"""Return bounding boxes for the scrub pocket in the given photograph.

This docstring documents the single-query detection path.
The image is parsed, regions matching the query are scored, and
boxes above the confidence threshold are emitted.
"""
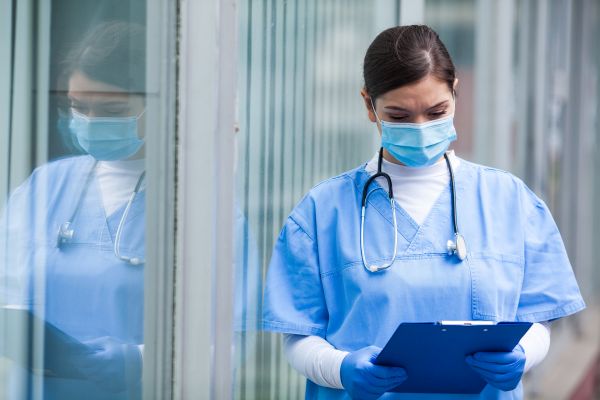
[468,253,524,321]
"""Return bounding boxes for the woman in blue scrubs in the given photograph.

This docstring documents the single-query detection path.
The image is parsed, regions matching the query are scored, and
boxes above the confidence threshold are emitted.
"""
[0,22,145,399]
[262,25,585,399]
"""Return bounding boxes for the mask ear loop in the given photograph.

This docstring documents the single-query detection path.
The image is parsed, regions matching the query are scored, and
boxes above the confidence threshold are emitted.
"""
[369,97,382,125]
[134,109,147,141]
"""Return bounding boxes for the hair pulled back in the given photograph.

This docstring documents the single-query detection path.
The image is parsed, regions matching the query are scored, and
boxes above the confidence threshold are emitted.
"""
[62,21,146,93]
[363,25,456,101]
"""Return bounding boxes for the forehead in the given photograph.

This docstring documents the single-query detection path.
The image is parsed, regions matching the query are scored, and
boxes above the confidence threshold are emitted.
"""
[67,70,132,102]
[378,75,452,109]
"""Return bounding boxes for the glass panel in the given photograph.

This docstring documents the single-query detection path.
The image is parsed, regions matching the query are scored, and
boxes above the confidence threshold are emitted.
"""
[233,1,395,398]
[425,0,476,160]
[424,0,600,397]
[591,0,600,305]
[0,1,174,399]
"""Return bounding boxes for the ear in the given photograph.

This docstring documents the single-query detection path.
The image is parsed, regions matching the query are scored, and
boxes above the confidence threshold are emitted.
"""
[452,78,459,97]
[360,88,378,123]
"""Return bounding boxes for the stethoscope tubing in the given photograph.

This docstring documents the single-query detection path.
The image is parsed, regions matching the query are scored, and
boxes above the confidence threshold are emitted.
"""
[113,171,146,265]
[56,161,146,265]
[360,148,466,273]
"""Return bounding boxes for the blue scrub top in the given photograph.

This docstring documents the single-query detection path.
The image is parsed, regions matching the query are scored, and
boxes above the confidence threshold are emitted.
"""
[0,156,144,400]
[262,158,585,400]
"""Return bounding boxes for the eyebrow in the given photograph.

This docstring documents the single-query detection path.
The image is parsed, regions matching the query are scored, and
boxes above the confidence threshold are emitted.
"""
[383,100,449,112]
[67,90,131,99]
[68,97,130,106]
[97,101,130,106]
[56,89,146,96]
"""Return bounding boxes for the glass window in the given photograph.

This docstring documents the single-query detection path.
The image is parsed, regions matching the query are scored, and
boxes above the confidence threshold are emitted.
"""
[0,1,175,399]
[232,1,398,398]
[425,0,476,159]
[424,1,600,397]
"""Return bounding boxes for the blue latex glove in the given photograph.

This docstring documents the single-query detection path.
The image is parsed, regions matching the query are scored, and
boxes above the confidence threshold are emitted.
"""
[341,345,407,399]
[465,344,526,391]
[76,336,142,393]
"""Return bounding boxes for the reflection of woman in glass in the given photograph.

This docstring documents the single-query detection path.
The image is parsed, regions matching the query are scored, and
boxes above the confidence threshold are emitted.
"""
[1,22,146,399]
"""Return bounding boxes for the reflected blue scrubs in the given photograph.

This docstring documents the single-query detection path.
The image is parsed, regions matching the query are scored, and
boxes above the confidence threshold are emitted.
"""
[0,156,144,400]
[262,159,585,400]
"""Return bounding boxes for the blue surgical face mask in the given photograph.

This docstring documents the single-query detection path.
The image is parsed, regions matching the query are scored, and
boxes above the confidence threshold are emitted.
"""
[371,100,457,167]
[69,110,145,161]
[57,110,85,153]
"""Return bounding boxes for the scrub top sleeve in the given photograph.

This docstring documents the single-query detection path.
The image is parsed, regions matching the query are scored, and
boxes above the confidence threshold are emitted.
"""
[262,216,328,338]
[516,185,586,322]
[0,179,35,307]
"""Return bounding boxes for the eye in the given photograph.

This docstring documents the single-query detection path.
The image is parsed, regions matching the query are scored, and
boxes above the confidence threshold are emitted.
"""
[105,109,129,116]
[429,110,447,118]
[388,114,409,121]
[101,105,131,116]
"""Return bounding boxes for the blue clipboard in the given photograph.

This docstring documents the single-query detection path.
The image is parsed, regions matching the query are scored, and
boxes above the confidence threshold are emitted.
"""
[0,307,92,379]
[375,321,532,394]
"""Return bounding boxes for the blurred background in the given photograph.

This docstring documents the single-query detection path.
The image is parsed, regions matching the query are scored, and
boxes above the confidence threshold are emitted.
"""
[0,0,598,399]
[233,1,600,399]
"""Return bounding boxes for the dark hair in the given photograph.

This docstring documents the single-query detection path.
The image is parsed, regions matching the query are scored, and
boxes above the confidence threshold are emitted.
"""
[62,21,146,93]
[363,25,456,101]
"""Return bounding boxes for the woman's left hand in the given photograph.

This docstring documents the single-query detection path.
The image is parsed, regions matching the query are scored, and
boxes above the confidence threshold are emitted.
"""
[77,336,143,393]
[465,345,526,391]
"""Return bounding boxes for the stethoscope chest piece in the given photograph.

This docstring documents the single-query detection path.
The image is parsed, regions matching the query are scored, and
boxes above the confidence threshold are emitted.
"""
[56,221,74,247]
[447,233,467,261]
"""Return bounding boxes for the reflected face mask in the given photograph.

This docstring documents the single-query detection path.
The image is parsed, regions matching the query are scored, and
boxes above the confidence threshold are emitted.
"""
[57,110,84,153]
[69,110,145,161]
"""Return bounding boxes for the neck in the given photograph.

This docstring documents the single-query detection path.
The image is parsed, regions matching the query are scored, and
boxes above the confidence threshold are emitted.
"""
[381,148,447,166]
[382,148,401,165]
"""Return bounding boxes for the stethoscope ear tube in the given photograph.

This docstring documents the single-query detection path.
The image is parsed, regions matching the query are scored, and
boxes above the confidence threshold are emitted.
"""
[443,153,459,238]
[443,152,467,261]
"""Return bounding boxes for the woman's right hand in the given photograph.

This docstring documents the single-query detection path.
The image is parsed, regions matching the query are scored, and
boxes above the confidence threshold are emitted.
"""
[340,345,407,399]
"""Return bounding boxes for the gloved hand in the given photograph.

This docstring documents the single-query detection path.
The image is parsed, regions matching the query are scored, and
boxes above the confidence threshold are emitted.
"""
[341,345,407,400]
[465,344,526,391]
[76,336,142,393]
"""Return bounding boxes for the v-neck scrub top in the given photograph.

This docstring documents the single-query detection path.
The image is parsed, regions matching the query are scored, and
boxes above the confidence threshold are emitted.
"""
[0,155,144,400]
[262,157,585,400]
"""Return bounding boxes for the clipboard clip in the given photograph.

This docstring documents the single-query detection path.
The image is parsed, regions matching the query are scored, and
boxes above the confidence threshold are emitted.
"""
[438,320,496,326]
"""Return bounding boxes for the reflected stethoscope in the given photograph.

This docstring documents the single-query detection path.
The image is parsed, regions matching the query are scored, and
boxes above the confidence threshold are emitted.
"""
[360,148,467,273]
[56,162,146,265]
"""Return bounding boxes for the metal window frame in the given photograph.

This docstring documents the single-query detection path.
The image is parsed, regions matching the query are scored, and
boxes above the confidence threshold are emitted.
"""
[142,0,178,398]
[0,0,14,202]
[473,0,515,171]
[172,0,237,398]
[0,0,51,199]
[8,0,37,186]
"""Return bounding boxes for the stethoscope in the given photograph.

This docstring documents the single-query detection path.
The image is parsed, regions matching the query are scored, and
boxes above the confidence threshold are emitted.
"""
[56,161,146,265]
[360,148,467,273]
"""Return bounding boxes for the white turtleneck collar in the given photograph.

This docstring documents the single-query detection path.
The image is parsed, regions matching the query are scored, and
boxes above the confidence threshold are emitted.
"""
[95,158,145,217]
[364,150,461,226]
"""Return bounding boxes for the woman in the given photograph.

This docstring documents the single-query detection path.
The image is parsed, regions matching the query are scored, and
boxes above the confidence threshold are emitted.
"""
[1,22,146,399]
[262,25,585,399]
